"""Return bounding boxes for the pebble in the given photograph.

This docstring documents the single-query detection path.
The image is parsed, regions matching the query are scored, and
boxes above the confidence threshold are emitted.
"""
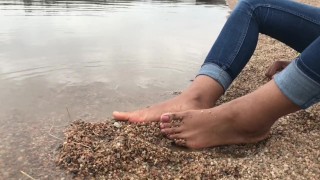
[55,17,320,177]
[113,122,122,128]
[56,116,320,179]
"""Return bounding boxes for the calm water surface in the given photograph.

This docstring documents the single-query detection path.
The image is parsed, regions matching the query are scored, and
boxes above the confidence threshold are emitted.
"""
[0,0,228,178]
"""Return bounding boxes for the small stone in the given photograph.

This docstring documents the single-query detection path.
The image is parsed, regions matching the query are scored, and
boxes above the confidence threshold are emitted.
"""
[55,144,63,151]
[66,157,71,163]
[116,142,121,148]
[17,156,23,161]
[172,91,182,95]
[113,122,122,128]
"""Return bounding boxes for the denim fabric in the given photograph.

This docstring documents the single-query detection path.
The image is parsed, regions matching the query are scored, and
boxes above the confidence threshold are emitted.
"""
[198,0,320,108]
[297,36,320,85]
[275,59,320,109]
[198,63,232,90]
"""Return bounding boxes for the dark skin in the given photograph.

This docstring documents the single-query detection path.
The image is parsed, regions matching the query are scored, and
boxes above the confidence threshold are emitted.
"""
[158,60,299,148]
[113,60,299,149]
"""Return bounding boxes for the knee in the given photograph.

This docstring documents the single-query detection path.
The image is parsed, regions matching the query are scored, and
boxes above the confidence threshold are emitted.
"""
[234,0,268,14]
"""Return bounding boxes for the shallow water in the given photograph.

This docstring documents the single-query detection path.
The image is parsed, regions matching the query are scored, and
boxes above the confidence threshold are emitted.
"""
[0,0,228,178]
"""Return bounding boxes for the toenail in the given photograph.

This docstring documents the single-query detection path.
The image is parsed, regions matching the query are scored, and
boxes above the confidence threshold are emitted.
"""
[161,114,170,122]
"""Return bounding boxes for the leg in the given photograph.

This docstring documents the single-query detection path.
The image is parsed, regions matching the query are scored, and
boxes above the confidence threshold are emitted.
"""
[160,80,300,149]
[161,37,320,148]
[200,0,320,90]
[275,36,320,108]
[160,1,320,148]
[113,76,224,122]
[113,0,320,122]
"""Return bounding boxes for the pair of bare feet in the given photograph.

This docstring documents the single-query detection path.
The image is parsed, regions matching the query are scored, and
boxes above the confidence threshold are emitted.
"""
[113,65,299,149]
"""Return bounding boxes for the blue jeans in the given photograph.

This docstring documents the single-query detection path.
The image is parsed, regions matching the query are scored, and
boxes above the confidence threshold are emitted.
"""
[198,0,320,109]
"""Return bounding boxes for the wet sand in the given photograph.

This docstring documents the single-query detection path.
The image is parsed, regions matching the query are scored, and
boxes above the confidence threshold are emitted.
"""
[55,0,320,179]
[0,1,229,179]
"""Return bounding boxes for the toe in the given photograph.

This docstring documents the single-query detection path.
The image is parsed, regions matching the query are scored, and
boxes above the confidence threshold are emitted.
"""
[169,133,185,139]
[159,122,171,129]
[160,112,184,123]
[161,127,183,135]
[112,111,129,121]
[160,114,171,122]
[113,111,147,122]
[173,138,187,147]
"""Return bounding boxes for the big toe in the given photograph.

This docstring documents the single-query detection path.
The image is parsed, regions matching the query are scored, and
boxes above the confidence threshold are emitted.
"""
[160,114,171,122]
[113,111,147,122]
[160,112,184,122]
[112,111,130,121]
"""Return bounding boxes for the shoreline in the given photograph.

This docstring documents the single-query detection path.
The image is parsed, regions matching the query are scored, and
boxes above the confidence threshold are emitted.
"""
[55,0,320,179]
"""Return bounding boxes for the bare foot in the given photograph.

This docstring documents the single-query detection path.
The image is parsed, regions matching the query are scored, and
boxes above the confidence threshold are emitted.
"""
[160,80,300,149]
[113,75,224,122]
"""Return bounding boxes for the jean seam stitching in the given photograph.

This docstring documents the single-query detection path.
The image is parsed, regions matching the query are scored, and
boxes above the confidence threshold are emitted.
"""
[204,62,233,82]
[225,9,253,68]
[298,57,320,80]
[294,59,320,87]
[292,60,320,107]
[224,1,320,69]
[302,94,320,108]
[252,4,320,25]
[199,63,232,88]
[276,64,319,108]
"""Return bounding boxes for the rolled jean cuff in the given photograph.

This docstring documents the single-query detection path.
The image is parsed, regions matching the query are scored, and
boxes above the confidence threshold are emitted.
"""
[197,63,232,91]
[275,59,320,109]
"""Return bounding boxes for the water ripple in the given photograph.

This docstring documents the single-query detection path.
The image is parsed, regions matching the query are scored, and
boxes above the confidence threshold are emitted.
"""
[0,0,226,16]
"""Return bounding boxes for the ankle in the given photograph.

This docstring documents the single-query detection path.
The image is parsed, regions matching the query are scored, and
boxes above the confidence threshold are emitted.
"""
[224,100,271,137]
[181,90,216,108]
[184,75,224,106]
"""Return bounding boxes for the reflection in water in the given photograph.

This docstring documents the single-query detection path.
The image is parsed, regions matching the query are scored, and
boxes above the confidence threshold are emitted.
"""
[20,0,226,5]
[3,0,228,15]
[22,0,32,6]
[196,0,226,4]
[0,0,228,178]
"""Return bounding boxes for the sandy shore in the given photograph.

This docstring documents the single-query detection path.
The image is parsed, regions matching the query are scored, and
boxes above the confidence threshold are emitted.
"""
[56,0,320,179]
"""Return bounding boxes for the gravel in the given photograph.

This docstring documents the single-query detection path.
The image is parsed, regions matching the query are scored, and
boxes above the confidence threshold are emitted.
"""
[56,0,320,179]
